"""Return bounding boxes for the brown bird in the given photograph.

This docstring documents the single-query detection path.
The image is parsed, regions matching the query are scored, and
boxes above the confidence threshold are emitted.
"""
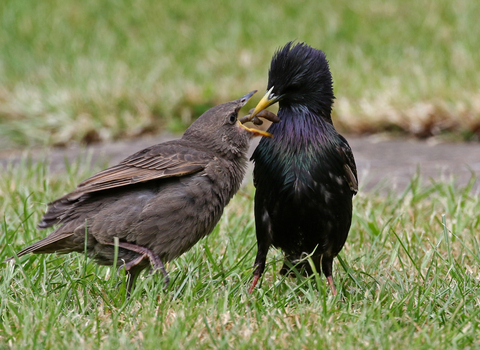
[6,91,272,294]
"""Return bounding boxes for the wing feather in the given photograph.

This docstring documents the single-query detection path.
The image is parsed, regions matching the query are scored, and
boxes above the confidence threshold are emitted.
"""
[337,135,358,194]
[39,140,211,228]
[71,141,210,196]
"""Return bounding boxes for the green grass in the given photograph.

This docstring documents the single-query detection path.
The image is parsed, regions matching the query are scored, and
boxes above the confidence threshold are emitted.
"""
[1,0,480,147]
[1,158,479,349]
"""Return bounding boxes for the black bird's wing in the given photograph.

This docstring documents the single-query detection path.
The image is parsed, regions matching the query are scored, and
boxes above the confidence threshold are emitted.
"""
[337,134,358,195]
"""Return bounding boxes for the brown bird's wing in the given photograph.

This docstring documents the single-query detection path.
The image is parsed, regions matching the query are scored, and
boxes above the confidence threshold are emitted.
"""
[64,141,211,200]
[40,141,212,228]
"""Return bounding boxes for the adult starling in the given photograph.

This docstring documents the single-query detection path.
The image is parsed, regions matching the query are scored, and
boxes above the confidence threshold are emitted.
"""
[6,91,272,294]
[245,42,358,295]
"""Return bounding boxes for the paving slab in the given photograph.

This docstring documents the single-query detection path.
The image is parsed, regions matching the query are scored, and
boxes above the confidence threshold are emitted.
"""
[1,134,479,193]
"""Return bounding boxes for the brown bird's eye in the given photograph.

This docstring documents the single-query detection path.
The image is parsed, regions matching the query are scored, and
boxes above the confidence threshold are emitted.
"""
[228,113,237,124]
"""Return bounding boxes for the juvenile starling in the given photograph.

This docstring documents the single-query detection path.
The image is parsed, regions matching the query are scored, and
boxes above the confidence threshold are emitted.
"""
[245,42,358,295]
[6,91,272,294]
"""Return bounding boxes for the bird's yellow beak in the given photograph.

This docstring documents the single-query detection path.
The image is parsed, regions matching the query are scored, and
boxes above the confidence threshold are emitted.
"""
[248,86,278,120]
[237,121,272,138]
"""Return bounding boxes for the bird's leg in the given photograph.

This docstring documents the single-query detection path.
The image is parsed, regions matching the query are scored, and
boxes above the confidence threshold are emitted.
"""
[249,243,269,294]
[249,268,263,294]
[117,253,145,273]
[105,241,170,288]
[125,265,144,297]
[326,276,337,296]
[322,258,337,296]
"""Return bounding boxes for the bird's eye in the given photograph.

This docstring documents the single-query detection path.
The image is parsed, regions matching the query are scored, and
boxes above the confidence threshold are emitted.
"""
[228,113,237,124]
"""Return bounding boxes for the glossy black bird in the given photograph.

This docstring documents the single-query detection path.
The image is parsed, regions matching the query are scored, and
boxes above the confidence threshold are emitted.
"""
[6,91,272,295]
[246,42,358,295]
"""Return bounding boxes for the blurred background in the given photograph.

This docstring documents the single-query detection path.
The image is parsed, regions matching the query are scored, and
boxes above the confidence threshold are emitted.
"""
[0,0,479,148]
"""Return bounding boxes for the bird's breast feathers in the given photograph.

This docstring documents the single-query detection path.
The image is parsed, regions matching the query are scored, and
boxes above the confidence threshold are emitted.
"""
[254,140,353,200]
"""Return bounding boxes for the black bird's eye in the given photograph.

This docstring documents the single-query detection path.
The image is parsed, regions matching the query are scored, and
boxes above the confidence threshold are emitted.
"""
[228,113,237,124]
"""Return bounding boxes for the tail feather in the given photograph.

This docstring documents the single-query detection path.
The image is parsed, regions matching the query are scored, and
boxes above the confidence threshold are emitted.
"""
[4,227,76,263]
[4,190,92,263]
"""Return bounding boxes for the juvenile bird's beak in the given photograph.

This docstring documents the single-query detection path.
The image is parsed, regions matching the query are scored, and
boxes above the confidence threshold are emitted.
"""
[239,90,258,106]
[237,121,272,138]
[248,86,280,120]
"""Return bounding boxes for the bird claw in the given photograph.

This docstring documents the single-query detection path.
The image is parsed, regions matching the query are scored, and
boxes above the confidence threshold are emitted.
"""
[148,266,170,289]
[163,274,170,289]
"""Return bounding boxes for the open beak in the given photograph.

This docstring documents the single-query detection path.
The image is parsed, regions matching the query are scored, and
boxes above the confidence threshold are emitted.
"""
[248,86,280,120]
[237,120,272,138]
[239,90,258,106]
[237,90,272,137]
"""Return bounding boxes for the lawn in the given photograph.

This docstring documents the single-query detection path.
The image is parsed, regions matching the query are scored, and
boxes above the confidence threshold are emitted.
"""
[1,0,480,147]
[1,157,479,349]
[1,0,480,348]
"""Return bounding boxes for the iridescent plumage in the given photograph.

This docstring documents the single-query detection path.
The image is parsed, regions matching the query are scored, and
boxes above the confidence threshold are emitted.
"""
[249,42,358,294]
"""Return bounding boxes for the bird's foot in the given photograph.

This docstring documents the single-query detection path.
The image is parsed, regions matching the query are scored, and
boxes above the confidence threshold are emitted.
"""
[107,241,170,288]
[248,275,260,294]
[117,255,143,276]
[326,275,337,296]
[149,267,170,289]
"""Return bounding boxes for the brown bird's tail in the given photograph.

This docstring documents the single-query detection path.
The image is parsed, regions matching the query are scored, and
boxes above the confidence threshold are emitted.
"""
[4,226,76,263]
[4,194,84,263]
